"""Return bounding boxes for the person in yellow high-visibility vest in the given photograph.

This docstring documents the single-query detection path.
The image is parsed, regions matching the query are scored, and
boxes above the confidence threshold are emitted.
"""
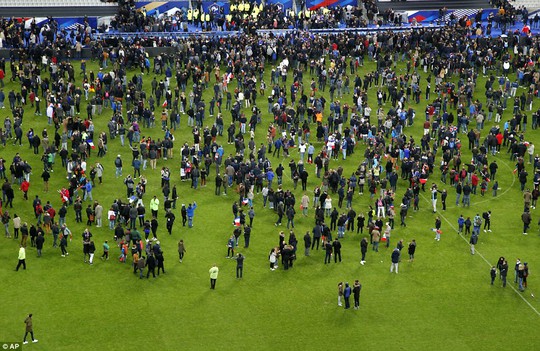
[187,9,193,24]
[238,2,244,12]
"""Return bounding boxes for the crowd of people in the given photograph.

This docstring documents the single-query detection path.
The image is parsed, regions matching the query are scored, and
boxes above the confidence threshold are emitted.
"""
[0,0,537,296]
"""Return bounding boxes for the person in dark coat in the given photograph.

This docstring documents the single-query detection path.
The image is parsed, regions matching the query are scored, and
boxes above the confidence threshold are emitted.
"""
[156,252,165,275]
[146,253,156,278]
[303,231,311,256]
[332,238,342,263]
[234,253,244,278]
[360,237,368,265]
[353,280,362,309]
[324,240,333,264]
[390,248,400,274]
[35,233,45,257]
[408,239,416,262]
[165,209,175,235]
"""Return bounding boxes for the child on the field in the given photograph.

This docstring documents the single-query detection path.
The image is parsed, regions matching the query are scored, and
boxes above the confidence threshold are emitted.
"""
[480,180,488,196]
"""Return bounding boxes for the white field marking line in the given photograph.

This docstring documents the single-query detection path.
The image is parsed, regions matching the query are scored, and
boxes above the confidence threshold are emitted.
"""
[419,159,540,317]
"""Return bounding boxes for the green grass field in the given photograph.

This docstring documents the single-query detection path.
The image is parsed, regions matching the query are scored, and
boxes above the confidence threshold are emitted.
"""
[1,51,539,351]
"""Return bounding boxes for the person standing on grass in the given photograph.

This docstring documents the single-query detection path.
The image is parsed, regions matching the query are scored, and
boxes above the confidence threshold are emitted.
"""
[360,237,368,265]
[500,260,508,287]
[187,202,197,228]
[101,240,109,260]
[243,225,251,248]
[82,228,92,263]
[209,264,219,289]
[353,280,362,310]
[521,208,531,235]
[372,226,380,252]
[514,258,522,284]
[156,251,165,275]
[303,231,311,256]
[15,245,26,271]
[23,314,37,344]
[333,238,342,263]
[234,253,244,278]
[390,247,400,274]
[36,233,44,257]
[136,255,146,279]
[146,253,157,278]
[324,240,333,264]
[60,232,69,257]
[470,233,478,255]
[343,283,352,310]
[227,235,235,258]
[490,266,497,285]
[20,179,29,200]
[178,239,186,262]
[88,240,96,265]
[457,215,465,234]
[337,282,344,306]
[408,240,416,262]
[165,209,176,235]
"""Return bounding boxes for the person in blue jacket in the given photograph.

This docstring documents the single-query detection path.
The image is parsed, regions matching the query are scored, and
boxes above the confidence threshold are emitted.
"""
[343,282,352,309]
[186,202,197,228]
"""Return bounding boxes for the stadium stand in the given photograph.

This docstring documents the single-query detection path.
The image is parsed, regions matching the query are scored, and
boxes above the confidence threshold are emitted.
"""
[0,0,116,6]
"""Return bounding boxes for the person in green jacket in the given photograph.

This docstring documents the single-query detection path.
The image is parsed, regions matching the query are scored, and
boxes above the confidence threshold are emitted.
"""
[101,240,110,260]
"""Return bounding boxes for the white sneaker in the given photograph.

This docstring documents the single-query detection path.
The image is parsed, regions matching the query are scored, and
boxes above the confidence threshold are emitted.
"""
[484,230,487,233]
[360,261,365,265]
[23,341,28,345]
[33,340,38,343]
[61,254,65,257]
[488,230,492,232]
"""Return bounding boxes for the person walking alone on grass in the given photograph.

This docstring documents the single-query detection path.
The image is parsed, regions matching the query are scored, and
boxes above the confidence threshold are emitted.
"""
[353,280,362,309]
[23,314,38,344]
[470,233,478,255]
[521,208,531,235]
[408,239,416,262]
[178,239,186,262]
[360,237,368,265]
[15,245,26,271]
[390,247,400,274]
[101,240,109,260]
[209,264,219,289]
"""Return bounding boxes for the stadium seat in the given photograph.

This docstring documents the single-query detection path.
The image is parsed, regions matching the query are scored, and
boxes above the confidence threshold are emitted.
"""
[511,0,540,11]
